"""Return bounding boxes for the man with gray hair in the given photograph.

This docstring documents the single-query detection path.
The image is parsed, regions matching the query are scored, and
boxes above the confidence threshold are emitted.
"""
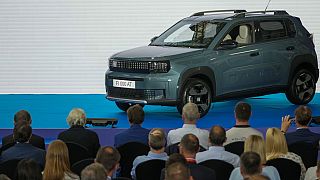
[58,108,100,157]
[167,103,209,149]
[81,163,107,180]
[131,128,168,179]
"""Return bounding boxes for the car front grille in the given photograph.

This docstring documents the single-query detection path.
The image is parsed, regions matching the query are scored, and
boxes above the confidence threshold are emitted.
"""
[107,87,165,100]
[109,59,170,73]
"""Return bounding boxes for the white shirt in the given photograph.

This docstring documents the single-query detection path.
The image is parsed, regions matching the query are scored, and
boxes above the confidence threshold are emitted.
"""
[167,124,209,149]
[304,166,317,180]
[225,125,263,145]
[196,146,240,167]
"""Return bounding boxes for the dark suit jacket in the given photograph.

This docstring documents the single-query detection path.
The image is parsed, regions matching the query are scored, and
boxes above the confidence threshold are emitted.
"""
[0,143,46,168]
[2,133,45,150]
[58,125,100,157]
[285,128,320,146]
[114,124,150,147]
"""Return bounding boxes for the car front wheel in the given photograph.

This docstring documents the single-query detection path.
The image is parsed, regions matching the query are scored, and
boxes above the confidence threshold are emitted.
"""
[177,78,212,118]
[285,69,316,105]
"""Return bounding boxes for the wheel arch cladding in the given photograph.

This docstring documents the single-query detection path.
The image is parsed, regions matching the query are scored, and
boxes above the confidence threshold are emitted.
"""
[177,66,216,100]
[288,54,319,85]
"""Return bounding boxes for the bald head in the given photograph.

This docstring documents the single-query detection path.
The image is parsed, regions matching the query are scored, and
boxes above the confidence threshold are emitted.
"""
[209,125,226,146]
[180,133,200,154]
[95,146,120,173]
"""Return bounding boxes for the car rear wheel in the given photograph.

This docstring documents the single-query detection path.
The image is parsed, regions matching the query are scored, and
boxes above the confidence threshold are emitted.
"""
[115,102,145,112]
[285,69,316,105]
[177,78,212,118]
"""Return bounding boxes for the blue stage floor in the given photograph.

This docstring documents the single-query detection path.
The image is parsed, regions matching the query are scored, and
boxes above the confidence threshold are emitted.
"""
[1,93,320,129]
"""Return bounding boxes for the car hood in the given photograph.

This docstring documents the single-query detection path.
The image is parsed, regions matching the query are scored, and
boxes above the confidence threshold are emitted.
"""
[111,45,203,60]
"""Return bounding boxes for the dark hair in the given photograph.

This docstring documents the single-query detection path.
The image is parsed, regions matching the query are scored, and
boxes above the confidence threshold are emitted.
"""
[294,105,312,126]
[165,153,187,168]
[96,146,121,173]
[13,121,32,143]
[16,159,42,180]
[165,162,190,180]
[209,125,226,146]
[235,102,251,121]
[127,105,144,124]
[14,110,31,124]
[180,134,200,154]
[240,151,261,176]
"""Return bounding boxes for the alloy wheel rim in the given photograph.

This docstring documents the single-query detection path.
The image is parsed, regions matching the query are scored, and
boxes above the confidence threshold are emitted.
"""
[294,72,315,102]
[186,83,210,114]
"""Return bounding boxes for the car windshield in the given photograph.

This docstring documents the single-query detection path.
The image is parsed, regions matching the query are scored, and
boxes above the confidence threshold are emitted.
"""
[150,20,226,48]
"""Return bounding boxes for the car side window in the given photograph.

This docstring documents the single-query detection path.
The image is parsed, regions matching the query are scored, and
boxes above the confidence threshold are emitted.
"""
[222,24,253,46]
[255,20,287,42]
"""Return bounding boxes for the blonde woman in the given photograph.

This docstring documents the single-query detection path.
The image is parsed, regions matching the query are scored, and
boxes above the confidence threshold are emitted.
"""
[266,128,306,180]
[43,140,79,180]
[229,135,280,180]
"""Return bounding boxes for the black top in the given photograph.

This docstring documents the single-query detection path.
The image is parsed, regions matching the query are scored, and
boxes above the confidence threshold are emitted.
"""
[2,133,45,150]
[58,126,100,157]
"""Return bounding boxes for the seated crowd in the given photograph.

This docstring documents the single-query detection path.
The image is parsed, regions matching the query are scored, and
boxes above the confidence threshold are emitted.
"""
[0,102,319,180]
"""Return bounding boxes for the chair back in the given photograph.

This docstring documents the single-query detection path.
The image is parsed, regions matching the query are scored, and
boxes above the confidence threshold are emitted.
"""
[71,158,94,176]
[198,159,234,180]
[0,159,22,179]
[165,142,206,155]
[65,142,91,166]
[117,142,149,178]
[288,141,318,169]
[224,141,244,156]
[266,158,301,180]
[135,159,166,180]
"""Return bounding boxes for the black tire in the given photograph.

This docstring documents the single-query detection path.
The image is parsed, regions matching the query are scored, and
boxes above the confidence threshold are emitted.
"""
[115,102,145,112]
[177,78,212,118]
[285,69,316,105]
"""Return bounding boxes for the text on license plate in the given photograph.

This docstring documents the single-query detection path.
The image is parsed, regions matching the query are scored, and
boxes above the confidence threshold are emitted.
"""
[113,79,135,89]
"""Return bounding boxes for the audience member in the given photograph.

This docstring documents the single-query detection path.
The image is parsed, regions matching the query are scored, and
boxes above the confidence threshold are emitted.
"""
[240,152,263,179]
[167,103,209,149]
[58,108,100,157]
[280,105,320,146]
[179,134,216,180]
[43,140,79,180]
[304,160,320,180]
[114,104,150,147]
[95,146,121,179]
[160,153,188,180]
[229,135,280,180]
[165,162,192,180]
[0,121,45,167]
[81,163,107,180]
[266,127,306,179]
[131,128,168,179]
[0,174,10,180]
[2,110,45,150]
[225,102,263,145]
[244,174,270,180]
[196,125,240,167]
[16,159,42,180]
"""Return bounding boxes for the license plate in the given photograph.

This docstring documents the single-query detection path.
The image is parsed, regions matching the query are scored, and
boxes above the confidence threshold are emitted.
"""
[113,79,135,89]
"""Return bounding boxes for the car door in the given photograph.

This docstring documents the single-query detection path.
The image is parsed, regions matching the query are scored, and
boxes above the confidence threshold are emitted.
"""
[252,18,297,87]
[212,22,266,95]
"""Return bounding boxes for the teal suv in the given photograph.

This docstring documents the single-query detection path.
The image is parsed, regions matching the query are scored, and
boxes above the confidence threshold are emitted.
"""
[105,10,319,117]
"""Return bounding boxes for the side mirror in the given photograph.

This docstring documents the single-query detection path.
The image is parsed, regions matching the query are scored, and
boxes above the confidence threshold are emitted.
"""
[150,36,158,43]
[219,40,238,49]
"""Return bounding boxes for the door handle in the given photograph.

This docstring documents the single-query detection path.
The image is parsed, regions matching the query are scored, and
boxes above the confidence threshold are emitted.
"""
[286,46,295,51]
[250,52,260,57]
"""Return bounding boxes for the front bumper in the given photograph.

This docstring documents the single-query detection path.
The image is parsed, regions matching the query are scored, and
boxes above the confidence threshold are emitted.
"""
[105,70,179,106]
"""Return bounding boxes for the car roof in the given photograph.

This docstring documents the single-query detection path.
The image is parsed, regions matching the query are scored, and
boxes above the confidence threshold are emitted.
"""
[184,10,291,22]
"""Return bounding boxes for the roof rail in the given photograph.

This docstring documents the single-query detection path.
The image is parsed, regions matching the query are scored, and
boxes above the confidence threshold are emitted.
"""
[233,10,289,18]
[191,10,246,17]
